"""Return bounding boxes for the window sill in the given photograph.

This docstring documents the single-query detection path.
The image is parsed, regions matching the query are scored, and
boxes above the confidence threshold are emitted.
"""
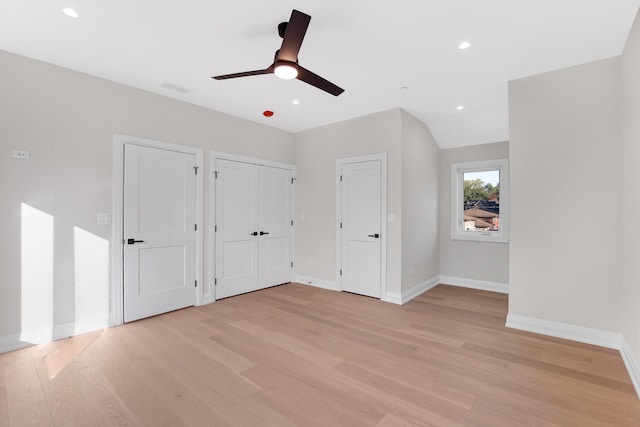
[451,232,509,243]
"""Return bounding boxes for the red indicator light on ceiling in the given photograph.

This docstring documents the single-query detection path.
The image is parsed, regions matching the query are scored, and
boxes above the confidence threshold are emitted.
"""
[263,110,274,117]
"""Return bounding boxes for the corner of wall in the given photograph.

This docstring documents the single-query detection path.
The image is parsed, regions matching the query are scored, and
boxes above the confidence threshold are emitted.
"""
[620,335,640,399]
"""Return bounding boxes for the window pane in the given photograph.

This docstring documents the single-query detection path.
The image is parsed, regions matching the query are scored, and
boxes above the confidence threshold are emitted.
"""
[463,170,500,232]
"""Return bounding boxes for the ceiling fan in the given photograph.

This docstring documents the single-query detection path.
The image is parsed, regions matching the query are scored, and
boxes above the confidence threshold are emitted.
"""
[212,9,344,96]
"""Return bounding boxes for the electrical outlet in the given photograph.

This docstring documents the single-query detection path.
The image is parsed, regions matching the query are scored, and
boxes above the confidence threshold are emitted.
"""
[12,150,30,160]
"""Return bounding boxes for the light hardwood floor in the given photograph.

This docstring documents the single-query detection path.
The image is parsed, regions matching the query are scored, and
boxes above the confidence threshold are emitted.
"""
[1,284,639,426]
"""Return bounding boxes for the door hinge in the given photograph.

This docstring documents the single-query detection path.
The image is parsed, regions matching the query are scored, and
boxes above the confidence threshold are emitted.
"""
[340,222,342,229]
[291,220,294,226]
[193,166,198,175]
[214,224,217,232]
[291,177,294,184]
[195,280,198,288]
[214,278,217,285]
[340,269,343,276]
[195,224,197,231]
[291,261,293,268]
[214,170,219,179]
[340,175,342,182]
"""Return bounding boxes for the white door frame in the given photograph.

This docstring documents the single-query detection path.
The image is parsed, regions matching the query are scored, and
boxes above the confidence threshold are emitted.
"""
[336,153,387,298]
[209,152,296,303]
[112,134,204,326]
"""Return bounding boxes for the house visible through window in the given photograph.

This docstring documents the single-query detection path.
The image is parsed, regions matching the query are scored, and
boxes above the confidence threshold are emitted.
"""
[463,170,500,232]
[451,159,509,243]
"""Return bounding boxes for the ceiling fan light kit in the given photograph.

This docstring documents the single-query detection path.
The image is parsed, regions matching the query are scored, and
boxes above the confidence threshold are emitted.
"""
[213,9,344,96]
[274,61,298,80]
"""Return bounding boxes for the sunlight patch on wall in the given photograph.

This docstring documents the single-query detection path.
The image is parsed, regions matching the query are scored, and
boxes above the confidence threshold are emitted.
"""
[20,203,54,344]
[73,227,109,335]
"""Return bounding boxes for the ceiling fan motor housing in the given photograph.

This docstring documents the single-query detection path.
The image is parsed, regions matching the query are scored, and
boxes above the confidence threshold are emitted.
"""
[278,22,288,38]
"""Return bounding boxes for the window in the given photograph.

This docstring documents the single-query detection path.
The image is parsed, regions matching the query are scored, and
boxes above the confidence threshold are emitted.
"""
[451,158,509,243]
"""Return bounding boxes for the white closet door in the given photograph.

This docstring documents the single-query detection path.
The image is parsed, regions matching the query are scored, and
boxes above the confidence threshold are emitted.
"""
[214,159,259,299]
[258,166,293,289]
[340,160,382,298]
[123,144,196,322]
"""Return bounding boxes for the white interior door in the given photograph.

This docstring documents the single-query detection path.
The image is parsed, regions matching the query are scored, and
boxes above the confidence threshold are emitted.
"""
[340,160,382,298]
[258,166,293,289]
[123,144,197,322]
[215,159,260,299]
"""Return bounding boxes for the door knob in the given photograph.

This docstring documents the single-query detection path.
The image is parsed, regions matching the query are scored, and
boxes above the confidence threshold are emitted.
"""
[250,232,258,236]
[127,238,145,244]
[367,233,380,239]
[259,231,270,236]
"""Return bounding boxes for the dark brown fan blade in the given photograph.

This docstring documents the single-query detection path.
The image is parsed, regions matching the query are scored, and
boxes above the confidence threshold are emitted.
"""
[277,10,311,62]
[213,66,274,80]
[297,66,344,96]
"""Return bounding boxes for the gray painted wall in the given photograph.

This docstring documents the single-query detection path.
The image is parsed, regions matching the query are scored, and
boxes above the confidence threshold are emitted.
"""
[294,108,442,297]
[508,56,623,332]
[294,109,403,293]
[0,50,295,340]
[438,142,510,284]
[620,10,640,377]
[400,111,440,290]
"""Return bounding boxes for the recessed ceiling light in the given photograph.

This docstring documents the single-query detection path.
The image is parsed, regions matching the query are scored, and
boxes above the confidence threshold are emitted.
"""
[457,105,465,110]
[292,99,300,105]
[400,86,409,91]
[62,8,79,18]
[458,41,471,50]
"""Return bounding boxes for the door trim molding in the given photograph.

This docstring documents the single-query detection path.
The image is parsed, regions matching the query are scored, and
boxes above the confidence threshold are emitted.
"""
[335,152,388,298]
[112,134,204,326]
[209,151,296,303]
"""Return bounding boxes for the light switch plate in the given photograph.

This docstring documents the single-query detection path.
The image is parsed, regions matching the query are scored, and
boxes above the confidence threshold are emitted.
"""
[12,150,30,160]
[98,213,112,225]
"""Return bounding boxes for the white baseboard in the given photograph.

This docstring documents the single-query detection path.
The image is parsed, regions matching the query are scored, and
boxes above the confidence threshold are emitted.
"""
[294,275,339,292]
[0,333,32,354]
[381,291,402,305]
[53,322,75,340]
[506,314,640,399]
[0,322,105,354]
[198,294,214,305]
[506,314,622,349]
[439,275,508,294]
[383,275,440,305]
[620,337,640,399]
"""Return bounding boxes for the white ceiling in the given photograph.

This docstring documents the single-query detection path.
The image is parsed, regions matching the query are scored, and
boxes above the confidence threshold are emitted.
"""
[1,1,638,148]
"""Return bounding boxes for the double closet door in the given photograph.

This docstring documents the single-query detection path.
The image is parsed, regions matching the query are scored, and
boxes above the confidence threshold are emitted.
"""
[214,159,293,299]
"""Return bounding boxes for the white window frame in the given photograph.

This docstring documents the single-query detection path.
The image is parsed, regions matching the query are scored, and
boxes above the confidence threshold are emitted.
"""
[451,158,509,243]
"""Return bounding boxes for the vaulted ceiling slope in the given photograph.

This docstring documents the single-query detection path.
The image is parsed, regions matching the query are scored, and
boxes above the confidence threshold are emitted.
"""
[1,1,638,148]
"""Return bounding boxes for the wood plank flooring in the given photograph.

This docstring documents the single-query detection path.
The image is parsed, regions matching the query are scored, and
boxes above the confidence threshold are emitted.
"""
[1,284,639,426]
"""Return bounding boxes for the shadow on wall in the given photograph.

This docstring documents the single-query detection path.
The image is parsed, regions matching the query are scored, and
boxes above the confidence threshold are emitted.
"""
[19,203,109,347]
